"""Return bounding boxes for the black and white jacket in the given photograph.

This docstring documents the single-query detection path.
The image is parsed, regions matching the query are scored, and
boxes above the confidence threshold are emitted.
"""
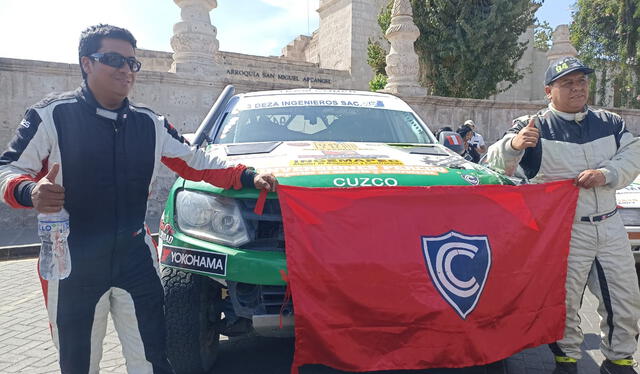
[0,83,255,240]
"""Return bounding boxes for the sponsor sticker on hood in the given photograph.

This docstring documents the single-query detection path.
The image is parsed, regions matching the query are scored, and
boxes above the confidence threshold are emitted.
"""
[462,174,480,185]
[215,142,453,177]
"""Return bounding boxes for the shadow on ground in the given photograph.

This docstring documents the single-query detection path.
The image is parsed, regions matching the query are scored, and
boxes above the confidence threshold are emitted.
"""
[213,335,507,374]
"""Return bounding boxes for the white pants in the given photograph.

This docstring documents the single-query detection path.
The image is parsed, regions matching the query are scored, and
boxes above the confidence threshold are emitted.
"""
[554,214,640,360]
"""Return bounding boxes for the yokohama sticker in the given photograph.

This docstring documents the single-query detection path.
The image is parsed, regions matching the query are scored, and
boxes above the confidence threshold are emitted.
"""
[160,245,227,276]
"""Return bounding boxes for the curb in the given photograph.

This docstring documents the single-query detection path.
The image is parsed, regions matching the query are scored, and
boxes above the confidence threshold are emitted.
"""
[0,233,159,262]
[0,243,40,261]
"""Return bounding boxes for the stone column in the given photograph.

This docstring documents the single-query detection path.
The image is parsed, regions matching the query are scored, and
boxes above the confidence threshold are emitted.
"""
[381,0,425,96]
[170,0,221,76]
[546,25,578,63]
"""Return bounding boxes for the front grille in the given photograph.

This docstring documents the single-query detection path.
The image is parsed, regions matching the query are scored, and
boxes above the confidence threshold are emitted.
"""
[236,198,285,251]
[261,285,293,315]
[229,282,293,318]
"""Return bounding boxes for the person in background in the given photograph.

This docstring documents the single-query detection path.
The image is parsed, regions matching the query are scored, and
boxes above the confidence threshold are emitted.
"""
[0,24,277,373]
[457,124,481,163]
[485,56,640,374]
[464,119,487,154]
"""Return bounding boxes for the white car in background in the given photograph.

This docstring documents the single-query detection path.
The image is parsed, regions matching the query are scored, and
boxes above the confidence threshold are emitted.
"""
[615,175,640,284]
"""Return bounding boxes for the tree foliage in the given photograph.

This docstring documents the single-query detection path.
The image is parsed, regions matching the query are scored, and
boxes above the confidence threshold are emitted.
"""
[367,39,387,76]
[534,21,553,51]
[369,73,388,91]
[571,0,640,108]
[367,0,542,98]
[366,1,393,91]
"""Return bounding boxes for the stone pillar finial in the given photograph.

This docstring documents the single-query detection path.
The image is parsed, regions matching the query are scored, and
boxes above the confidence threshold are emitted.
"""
[546,25,578,63]
[170,0,221,76]
[380,0,426,96]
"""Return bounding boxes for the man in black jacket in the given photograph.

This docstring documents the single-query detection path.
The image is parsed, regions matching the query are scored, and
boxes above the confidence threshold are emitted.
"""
[0,24,277,374]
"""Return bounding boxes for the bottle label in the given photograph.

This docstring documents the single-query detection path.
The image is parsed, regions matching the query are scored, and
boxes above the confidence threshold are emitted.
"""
[39,220,70,232]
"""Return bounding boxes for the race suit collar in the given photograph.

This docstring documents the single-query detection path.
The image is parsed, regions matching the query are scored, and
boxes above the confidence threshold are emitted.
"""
[78,82,130,120]
[548,103,589,123]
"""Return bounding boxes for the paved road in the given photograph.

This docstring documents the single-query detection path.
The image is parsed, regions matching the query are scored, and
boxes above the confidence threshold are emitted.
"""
[0,258,637,374]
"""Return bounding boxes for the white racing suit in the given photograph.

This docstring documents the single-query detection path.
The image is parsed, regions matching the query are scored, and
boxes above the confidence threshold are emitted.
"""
[486,104,640,360]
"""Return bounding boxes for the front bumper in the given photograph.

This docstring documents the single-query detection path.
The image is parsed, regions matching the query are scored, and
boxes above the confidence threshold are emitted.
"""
[160,234,287,286]
[252,314,294,337]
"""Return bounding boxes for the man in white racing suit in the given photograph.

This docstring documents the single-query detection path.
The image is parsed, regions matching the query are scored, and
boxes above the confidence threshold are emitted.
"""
[486,57,640,374]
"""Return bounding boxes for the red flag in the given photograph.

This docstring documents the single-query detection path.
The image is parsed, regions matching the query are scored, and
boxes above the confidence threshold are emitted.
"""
[278,180,579,374]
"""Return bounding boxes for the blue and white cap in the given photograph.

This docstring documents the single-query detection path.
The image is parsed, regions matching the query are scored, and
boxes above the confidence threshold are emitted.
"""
[545,57,594,85]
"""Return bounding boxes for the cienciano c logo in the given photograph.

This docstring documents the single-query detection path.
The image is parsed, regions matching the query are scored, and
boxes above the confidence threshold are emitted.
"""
[422,231,492,319]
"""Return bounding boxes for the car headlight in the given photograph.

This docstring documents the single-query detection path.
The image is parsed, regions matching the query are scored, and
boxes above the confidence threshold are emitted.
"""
[175,190,250,247]
[619,207,640,226]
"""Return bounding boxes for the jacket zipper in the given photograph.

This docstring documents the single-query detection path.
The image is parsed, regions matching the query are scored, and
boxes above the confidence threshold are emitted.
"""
[112,119,119,245]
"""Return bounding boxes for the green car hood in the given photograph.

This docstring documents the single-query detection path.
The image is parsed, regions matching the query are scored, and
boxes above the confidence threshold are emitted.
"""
[163,141,510,285]
[181,141,509,195]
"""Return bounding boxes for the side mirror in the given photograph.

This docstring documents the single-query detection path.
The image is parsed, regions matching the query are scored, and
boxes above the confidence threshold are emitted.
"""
[438,131,464,155]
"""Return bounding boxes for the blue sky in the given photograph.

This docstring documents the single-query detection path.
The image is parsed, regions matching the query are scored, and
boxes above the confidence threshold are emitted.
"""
[0,0,574,64]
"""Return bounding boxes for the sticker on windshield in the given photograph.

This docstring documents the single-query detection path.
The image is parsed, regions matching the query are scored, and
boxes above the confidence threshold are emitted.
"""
[244,99,387,110]
[322,150,359,156]
[290,159,404,166]
[313,142,359,151]
[297,154,389,160]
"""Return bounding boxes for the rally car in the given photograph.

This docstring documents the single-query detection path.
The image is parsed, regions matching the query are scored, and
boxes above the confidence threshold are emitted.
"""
[158,86,513,374]
[615,175,640,286]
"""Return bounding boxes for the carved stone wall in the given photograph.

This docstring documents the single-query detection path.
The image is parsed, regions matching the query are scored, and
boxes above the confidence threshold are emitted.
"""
[546,25,578,63]
[380,0,425,96]
[316,0,352,72]
[170,0,220,76]
[314,0,387,90]
[281,35,312,62]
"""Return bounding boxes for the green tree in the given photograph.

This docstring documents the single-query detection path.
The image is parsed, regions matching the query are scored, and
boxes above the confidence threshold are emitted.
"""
[366,1,394,91]
[367,0,543,98]
[534,21,553,51]
[367,39,387,76]
[369,73,388,91]
[571,0,640,108]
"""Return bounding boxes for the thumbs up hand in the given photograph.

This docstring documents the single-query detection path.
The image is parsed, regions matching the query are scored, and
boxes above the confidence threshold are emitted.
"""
[510,117,540,151]
[31,163,65,213]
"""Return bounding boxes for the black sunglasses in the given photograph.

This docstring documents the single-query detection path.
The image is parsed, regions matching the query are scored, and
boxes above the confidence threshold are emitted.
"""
[89,52,142,72]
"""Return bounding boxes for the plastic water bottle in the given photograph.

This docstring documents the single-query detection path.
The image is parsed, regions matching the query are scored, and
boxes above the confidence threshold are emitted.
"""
[37,209,71,280]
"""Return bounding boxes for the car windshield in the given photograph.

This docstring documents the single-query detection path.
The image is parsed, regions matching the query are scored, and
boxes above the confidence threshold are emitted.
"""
[214,104,433,144]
